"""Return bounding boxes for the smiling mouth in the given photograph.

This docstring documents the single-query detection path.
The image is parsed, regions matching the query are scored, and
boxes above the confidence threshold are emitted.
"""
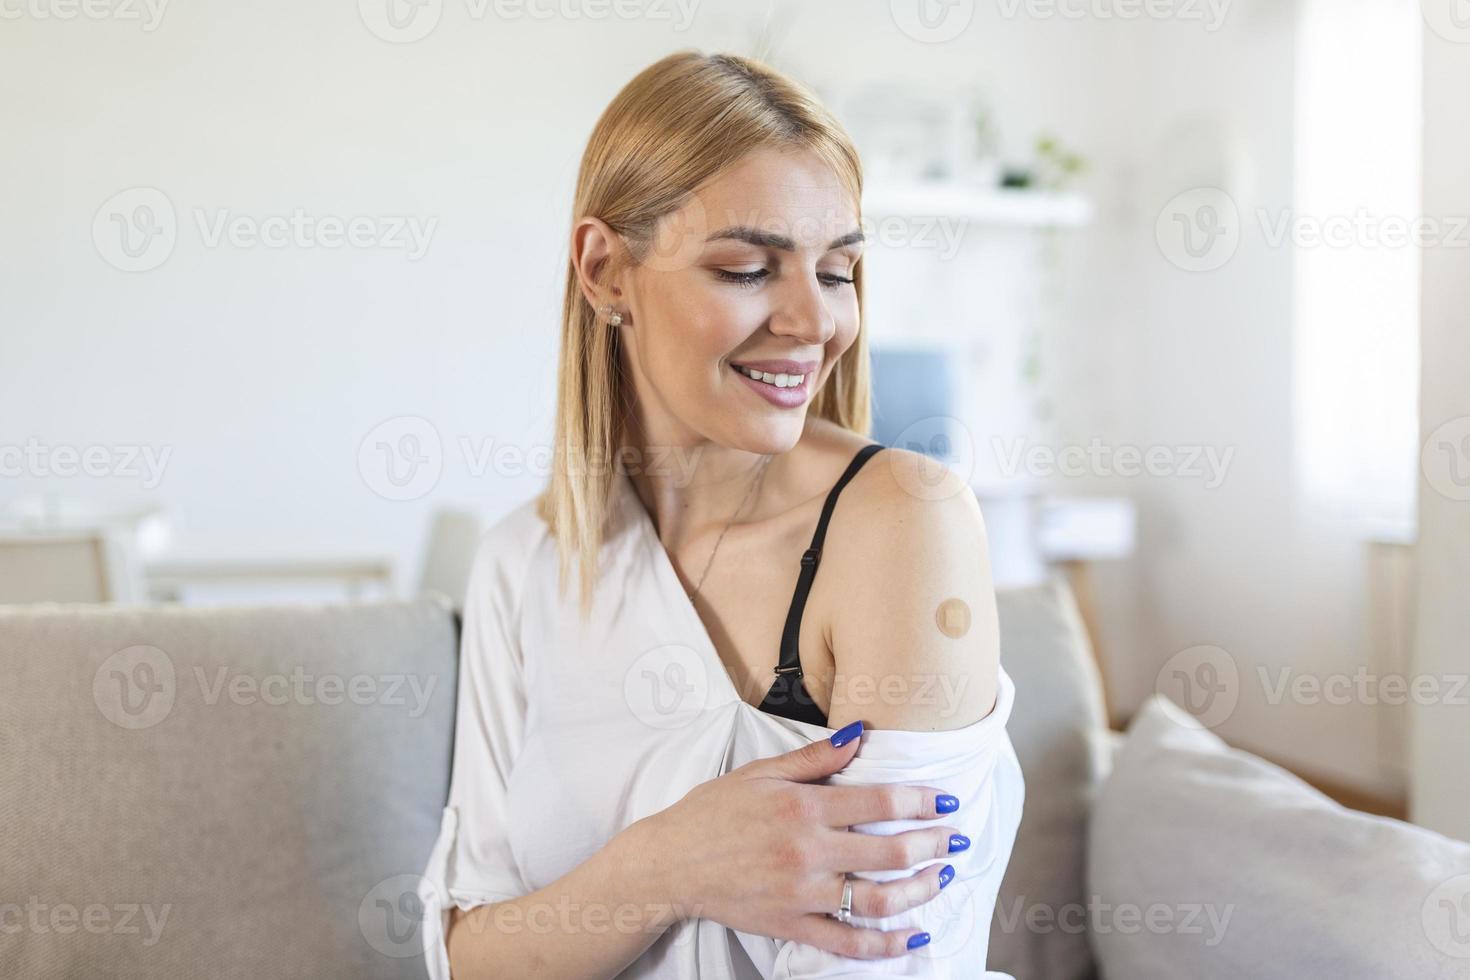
[731,364,808,389]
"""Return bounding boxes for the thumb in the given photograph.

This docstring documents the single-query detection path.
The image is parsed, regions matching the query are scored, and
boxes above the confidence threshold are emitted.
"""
[750,720,864,782]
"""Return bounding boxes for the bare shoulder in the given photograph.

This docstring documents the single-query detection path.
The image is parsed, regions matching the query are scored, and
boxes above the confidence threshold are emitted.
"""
[820,446,1001,733]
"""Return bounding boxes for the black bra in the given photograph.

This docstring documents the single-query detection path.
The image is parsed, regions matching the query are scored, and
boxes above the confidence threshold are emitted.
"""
[756,443,885,727]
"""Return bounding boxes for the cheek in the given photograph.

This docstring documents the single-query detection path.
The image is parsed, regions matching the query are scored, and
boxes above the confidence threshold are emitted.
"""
[828,302,861,354]
[644,282,749,383]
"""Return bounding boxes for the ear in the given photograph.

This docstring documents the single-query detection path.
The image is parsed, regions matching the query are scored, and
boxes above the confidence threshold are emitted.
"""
[571,217,630,320]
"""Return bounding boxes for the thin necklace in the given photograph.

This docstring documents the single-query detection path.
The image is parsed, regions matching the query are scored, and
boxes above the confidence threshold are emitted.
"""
[687,454,773,602]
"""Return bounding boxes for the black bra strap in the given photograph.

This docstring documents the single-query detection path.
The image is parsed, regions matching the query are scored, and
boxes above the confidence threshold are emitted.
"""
[774,443,885,678]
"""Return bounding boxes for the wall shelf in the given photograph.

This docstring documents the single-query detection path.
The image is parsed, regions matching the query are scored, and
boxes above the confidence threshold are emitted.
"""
[863,181,1093,227]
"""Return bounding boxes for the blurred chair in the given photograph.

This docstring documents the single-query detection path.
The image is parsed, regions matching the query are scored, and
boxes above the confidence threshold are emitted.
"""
[0,529,145,604]
[416,508,484,612]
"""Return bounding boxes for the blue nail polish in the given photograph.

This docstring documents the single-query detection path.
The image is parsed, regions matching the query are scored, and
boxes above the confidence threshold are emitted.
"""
[936,794,959,814]
[907,931,931,949]
[938,864,955,888]
[830,720,863,747]
[948,834,970,853]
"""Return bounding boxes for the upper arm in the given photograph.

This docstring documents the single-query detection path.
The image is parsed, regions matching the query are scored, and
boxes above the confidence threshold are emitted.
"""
[825,449,1001,734]
[419,516,539,979]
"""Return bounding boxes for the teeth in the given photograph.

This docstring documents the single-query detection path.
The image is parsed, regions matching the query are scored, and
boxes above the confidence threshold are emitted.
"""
[735,365,806,388]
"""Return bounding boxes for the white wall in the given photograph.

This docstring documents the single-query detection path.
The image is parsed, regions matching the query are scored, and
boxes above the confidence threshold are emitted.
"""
[0,0,1419,794]
[1409,20,1470,840]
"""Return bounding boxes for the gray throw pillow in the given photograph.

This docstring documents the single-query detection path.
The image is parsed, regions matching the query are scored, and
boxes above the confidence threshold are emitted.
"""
[1088,695,1470,979]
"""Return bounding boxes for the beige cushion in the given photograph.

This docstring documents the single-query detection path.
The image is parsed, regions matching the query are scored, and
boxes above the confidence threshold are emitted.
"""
[0,598,458,979]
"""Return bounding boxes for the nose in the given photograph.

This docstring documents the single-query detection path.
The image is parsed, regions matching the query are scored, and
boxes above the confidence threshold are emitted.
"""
[768,268,836,347]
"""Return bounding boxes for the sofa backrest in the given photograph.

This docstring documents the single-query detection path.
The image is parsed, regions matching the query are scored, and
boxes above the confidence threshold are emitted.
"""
[0,597,459,980]
[0,580,1110,979]
[989,579,1114,980]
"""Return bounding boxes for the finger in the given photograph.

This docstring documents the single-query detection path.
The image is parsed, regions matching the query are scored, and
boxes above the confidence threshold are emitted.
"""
[815,783,960,826]
[787,913,931,959]
[745,722,864,783]
[844,862,955,920]
[826,824,969,873]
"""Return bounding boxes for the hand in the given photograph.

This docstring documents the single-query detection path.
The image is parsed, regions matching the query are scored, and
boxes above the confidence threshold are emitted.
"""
[625,722,965,959]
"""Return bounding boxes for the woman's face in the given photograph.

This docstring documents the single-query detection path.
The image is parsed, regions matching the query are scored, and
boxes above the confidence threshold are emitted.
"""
[616,147,864,456]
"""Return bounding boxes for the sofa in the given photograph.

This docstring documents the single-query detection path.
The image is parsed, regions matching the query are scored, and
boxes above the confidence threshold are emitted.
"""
[4,581,1468,978]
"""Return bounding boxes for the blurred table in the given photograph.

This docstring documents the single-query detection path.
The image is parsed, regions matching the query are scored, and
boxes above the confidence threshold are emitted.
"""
[145,552,395,603]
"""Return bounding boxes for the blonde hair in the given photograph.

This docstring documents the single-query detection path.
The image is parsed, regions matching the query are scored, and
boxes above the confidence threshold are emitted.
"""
[535,50,872,618]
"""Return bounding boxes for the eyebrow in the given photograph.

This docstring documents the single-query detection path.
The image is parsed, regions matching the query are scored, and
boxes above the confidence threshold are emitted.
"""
[705,226,865,252]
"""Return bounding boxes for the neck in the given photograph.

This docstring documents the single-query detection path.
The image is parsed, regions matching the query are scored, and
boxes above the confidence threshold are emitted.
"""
[620,420,784,548]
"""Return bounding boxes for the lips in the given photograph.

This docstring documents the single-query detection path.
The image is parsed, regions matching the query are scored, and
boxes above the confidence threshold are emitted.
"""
[731,362,811,408]
[729,358,819,376]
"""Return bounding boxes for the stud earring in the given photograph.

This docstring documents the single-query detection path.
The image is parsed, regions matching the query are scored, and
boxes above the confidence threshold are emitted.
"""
[598,304,624,328]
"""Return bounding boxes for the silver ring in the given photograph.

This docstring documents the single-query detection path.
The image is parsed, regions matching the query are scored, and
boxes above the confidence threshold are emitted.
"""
[829,876,854,925]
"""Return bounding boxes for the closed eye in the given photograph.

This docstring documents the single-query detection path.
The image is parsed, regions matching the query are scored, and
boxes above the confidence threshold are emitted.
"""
[713,268,855,289]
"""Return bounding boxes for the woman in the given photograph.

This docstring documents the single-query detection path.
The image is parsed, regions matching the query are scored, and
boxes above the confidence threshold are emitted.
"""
[417,50,1024,979]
